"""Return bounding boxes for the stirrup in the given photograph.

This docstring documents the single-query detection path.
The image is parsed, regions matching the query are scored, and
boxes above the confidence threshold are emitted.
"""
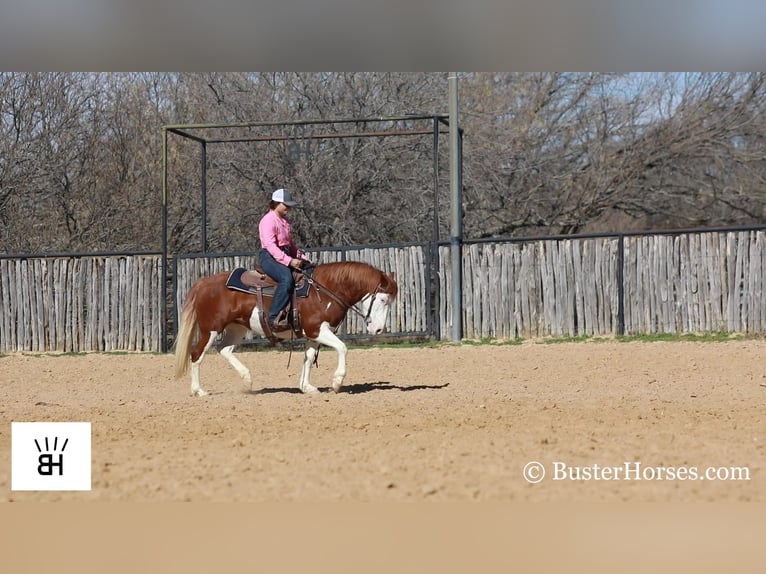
[269,319,291,333]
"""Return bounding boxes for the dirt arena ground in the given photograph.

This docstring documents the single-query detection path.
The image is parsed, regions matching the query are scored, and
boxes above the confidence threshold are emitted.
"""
[1,339,764,502]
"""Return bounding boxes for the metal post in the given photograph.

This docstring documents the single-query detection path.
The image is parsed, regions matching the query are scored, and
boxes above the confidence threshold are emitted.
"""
[201,141,207,253]
[432,116,441,339]
[161,128,169,352]
[433,116,441,245]
[449,73,463,342]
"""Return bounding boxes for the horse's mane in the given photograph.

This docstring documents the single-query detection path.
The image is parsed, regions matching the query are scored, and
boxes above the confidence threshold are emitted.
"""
[314,261,397,296]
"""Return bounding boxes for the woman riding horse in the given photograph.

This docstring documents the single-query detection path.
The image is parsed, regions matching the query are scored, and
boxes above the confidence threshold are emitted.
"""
[258,188,312,333]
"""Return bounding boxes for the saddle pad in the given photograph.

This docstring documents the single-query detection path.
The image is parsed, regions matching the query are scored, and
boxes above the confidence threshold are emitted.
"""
[226,268,274,295]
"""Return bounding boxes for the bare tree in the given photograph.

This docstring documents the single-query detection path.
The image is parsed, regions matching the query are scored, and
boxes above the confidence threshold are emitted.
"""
[459,72,766,238]
[0,72,177,252]
[2,72,766,256]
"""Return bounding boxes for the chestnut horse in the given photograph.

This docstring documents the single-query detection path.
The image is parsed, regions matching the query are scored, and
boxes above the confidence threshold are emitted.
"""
[174,261,397,396]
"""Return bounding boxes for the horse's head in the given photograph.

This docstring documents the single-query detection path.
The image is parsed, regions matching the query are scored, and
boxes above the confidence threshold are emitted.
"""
[362,272,397,335]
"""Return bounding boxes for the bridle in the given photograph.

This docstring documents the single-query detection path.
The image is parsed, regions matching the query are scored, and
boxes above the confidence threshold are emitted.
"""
[302,271,385,326]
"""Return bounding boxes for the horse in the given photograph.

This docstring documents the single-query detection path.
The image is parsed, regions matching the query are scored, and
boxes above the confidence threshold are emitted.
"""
[173,260,398,396]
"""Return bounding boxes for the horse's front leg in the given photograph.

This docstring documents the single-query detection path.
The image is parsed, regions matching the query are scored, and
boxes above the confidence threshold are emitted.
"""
[299,340,321,394]
[311,322,348,393]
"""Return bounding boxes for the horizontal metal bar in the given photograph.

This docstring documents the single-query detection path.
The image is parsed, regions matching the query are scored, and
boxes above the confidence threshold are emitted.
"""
[0,250,162,260]
[163,114,449,134]
[164,128,206,144]
[458,223,766,247]
[236,330,431,348]
[176,241,432,260]
[202,127,445,144]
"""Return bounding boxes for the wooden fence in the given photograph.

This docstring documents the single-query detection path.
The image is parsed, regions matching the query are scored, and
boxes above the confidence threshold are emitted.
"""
[623,231,766,335]
[0,255,163,353]
[447,229,766,339]
[2,228,766,352]
[445,238,620,340]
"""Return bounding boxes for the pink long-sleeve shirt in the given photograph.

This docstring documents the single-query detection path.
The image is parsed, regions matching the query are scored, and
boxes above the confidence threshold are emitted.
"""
[258,209,305,266]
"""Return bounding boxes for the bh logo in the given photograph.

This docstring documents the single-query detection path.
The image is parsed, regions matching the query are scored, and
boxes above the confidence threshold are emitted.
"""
[35,436,68,476]
[11,422,91,491]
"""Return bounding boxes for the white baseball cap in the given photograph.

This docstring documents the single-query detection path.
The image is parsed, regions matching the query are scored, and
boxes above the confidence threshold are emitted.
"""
[272,188,297,207]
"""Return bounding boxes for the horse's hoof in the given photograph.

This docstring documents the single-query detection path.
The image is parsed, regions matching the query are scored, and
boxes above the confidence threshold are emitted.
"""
[301,384,320,395]
[191,389,209,397]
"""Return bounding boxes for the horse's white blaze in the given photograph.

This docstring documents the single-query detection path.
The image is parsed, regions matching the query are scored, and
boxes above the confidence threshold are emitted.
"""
[365,292,392,335]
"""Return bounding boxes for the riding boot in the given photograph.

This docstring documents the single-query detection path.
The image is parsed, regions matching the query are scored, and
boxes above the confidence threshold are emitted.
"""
[269,308,291,332]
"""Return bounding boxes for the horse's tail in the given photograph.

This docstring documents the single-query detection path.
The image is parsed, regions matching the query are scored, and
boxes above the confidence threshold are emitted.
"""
[173,290,199,379]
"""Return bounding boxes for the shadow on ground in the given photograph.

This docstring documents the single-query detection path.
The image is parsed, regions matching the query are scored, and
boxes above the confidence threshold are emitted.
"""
[248,381,450,395]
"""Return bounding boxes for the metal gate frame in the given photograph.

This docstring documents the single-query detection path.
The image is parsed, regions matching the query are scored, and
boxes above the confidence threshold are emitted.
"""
[161,115,455,351]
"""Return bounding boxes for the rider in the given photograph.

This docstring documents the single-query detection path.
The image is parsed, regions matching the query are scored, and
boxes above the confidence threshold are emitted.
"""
[258,188,312,332]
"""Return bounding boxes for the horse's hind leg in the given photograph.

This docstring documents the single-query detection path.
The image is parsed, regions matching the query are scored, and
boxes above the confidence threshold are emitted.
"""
[217,324,252,391]
[190,330,219,397]
[299,340,321,394]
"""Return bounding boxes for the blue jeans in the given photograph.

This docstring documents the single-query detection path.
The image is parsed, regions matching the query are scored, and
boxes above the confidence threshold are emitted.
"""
[259,249,294,323]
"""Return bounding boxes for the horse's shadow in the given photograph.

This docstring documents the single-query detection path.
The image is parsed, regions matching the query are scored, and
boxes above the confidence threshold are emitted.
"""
[247,381,449,395]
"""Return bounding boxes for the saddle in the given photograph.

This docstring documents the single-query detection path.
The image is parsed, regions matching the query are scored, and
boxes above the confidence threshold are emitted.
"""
[225,265,313,344]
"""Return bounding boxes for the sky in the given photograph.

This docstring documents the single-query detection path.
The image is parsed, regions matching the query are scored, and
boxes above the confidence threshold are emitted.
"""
[0,0,764,70]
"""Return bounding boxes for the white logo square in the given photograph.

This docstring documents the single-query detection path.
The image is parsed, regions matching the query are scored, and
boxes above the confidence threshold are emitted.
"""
[11,422,92,491]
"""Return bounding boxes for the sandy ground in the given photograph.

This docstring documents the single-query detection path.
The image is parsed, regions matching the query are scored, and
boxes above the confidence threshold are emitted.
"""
[1,339,764,502]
